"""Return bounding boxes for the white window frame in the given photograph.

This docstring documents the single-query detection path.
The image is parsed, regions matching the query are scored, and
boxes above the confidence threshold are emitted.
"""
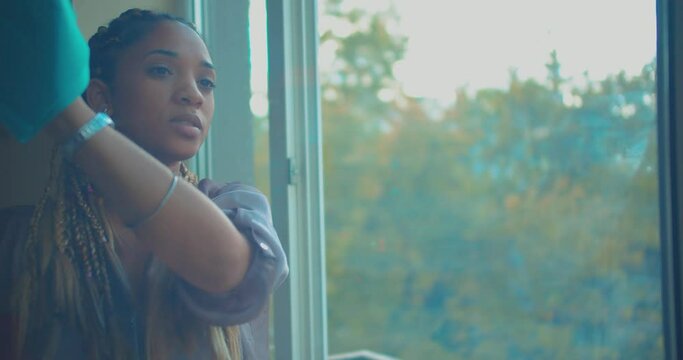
[187,0,210,178]
[191,0,328,358]
[266,0,328,358]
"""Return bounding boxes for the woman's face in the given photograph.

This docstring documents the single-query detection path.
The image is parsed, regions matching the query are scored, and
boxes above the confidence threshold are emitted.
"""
[109,21,216,164]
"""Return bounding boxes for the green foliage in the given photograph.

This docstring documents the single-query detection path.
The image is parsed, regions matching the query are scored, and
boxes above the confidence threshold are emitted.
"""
[255,3,662,358]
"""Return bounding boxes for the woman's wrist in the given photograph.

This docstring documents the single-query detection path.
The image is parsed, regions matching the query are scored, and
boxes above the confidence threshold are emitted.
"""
[46,97,96,143]
[61,113,114,160]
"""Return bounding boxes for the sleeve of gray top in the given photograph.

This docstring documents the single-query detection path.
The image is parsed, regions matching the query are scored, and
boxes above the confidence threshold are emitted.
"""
[176,180,289,326]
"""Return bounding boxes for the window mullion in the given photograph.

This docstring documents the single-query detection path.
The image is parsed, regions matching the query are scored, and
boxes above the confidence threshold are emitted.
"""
[658,0,683,358]
[268,0,328,358]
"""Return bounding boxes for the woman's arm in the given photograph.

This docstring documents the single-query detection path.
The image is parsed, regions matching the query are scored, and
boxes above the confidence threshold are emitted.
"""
[50,97,252,294]
[177,180,289,326]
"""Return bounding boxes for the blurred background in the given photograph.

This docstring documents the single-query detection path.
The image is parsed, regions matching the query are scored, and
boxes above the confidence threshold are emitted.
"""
[1,0,662,358]
[302,0,661,358]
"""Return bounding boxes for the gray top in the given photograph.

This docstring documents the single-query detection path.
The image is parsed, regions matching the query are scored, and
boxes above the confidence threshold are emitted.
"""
[0,179,289,359]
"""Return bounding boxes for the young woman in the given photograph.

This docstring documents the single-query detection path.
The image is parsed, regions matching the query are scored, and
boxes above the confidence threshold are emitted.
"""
[0,8,287,360]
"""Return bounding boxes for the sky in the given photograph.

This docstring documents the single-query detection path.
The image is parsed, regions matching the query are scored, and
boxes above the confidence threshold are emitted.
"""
[249,0,656,113]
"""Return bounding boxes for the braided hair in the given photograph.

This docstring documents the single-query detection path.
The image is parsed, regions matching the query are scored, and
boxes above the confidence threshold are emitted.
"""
[13,8,241,360]
[87,8,196,87]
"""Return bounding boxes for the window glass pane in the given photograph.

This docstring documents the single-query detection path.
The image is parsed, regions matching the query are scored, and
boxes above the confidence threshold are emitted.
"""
[320,0,661,358]
[252,0,270,197]
[248,0,274,356]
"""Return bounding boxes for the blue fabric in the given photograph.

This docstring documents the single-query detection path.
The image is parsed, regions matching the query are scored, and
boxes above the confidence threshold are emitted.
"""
[0,0,90,143]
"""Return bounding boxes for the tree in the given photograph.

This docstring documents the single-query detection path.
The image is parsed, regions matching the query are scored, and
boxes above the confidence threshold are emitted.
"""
[261,2,663,358]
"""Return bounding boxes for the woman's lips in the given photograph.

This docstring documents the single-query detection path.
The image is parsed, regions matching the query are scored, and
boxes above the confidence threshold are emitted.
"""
[170,114,202,138]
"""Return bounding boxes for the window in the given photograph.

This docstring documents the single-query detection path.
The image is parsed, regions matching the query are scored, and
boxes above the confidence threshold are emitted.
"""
[319,0,663,358]
[256,0,683,358]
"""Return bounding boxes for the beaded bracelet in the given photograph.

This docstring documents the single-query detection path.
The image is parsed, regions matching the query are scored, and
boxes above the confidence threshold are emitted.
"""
[61,112,114,160]
[127,175,179,229]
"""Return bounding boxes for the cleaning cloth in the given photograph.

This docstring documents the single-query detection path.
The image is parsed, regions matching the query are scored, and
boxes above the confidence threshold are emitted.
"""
[0,0,89,143]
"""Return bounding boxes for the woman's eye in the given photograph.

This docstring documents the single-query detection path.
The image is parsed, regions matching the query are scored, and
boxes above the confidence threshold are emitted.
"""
[199,78,216,90]
[147,66,172,77]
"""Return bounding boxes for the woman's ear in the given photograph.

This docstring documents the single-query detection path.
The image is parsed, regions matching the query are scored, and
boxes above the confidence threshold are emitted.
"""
[85,79,113,115]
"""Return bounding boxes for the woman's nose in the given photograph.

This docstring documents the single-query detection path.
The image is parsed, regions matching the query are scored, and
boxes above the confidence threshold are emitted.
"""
[174,80,203,107]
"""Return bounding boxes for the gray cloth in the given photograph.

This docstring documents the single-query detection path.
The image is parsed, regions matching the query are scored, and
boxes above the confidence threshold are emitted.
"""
[0,180,288,359]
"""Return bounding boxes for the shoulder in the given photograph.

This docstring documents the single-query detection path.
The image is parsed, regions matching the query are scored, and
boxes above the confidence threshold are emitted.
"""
[197,178,265,198]
[197,179,272,216]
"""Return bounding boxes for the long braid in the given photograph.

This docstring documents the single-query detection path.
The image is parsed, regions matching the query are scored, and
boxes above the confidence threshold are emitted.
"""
[13,152,126,359]
[180,162,199,186]
[12,148,60,357]
[16,159,241,359]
